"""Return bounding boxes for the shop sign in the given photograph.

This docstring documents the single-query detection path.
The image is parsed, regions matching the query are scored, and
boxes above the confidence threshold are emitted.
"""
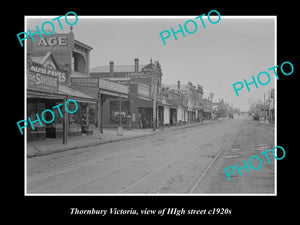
[132,113,136,122]
[271,88,275,99]
[30,64,66,84]
[71,77,99,88]
[38,36,68,47]
[29,33,74,52]
[70,77,128,94]
[137,84,150,98]
[27,71,58,92]
[125,71,156,79]
[99,79,128,94]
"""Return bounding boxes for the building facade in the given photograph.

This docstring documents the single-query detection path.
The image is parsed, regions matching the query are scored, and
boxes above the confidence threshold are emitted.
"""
[26,30,128,142]
[164,81,204,125]
[90,58,166,129]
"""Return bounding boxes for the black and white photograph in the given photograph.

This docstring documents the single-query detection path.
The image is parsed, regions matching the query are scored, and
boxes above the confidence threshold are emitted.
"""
[13,5,298,220]
[23,15,276,195]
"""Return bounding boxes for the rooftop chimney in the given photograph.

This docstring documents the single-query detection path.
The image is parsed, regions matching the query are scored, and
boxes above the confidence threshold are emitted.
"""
[134,58,139,72]
[177,81,180,90]
[109,61,114,77]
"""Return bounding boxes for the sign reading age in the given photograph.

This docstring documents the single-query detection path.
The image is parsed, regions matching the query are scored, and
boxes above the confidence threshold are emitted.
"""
[38,36,68,47]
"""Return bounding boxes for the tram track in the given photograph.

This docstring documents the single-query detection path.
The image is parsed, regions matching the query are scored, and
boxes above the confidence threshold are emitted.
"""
[30,129,202,193]
[63,141,207,194]
[153,126,239,194]
[28,128,194,193]
[188,127,239,193]
[28,118,243,194]
[120,120,241,194]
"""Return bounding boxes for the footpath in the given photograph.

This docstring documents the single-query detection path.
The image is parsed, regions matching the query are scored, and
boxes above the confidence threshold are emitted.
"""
[27,120,221,158]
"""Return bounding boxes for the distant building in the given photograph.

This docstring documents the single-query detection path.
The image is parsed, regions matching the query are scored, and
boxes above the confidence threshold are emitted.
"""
[202,98,213,120]
[164,81,204,124]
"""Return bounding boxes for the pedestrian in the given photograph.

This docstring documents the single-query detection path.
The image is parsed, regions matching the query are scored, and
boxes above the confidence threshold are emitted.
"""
[139,113,143,129]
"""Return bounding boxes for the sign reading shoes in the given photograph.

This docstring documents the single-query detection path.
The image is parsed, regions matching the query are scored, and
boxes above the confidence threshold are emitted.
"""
[30,64,67,83]
[27,72,58,92]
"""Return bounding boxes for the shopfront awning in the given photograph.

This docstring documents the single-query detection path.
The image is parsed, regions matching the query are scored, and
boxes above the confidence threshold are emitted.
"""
[100,89,128,98]
[27,88,65,99]
[157,102,171,107]
[58,85,97,104]
[71,86,128,99]
[70,77,129,99]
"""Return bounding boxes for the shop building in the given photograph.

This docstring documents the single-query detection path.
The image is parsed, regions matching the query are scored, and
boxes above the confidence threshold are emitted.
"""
[90,58,165,129]
[71,78,129,131]
[27,53,64,141]
[212,99,225,119]
[212,99,232,119]
[100,82,153,129]
[27,51,97,141]
[163,87,185,126]
[164,81,204,125]
[269,88,275,123]
[26,29,128,142]
[202,98,213,120]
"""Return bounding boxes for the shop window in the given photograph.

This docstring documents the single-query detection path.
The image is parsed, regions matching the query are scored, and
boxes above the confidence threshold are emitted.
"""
[88,105,96,127]
[68,101,81,132]
[27,101,45,130]
[109,100,129,125]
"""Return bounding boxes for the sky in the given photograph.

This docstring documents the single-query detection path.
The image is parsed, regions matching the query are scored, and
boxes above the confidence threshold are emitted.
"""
[26,15,276,111]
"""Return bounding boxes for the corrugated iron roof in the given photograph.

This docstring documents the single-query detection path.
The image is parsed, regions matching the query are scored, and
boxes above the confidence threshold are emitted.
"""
[58,85,97,103]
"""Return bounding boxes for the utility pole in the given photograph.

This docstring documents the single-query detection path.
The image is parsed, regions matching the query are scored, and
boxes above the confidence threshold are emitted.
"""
[264,92,266,120]
[96,90,102,138]
[268,90,271,123]
[152,77,158,131]
[63,96,68,144]
[117,93,123,136]
[119,93,121,127]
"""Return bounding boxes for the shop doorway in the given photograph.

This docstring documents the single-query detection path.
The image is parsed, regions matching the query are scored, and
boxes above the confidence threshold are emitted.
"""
[170,108,177,126]
[27,98,64,141]
[158,106,164,128]
[138,107,152,128]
